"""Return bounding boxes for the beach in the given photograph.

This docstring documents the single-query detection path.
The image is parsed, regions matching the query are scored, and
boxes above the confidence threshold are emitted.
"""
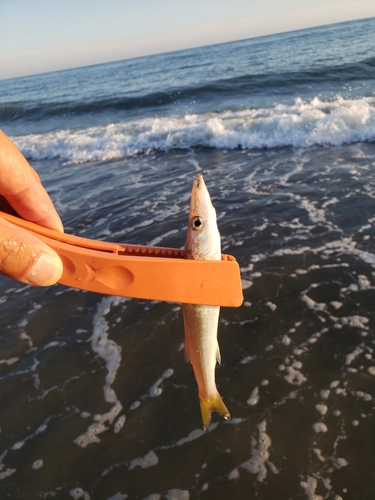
[1,16,375,499]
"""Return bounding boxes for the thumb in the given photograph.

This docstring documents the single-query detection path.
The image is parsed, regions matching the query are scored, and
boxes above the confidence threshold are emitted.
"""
[0,217,63,286]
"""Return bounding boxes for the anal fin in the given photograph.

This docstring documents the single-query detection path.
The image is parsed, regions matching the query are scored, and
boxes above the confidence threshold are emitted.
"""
[184,348,190,364]
[216,343,221,364]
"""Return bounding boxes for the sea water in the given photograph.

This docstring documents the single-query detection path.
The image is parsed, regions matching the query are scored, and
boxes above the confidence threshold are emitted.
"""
[0,16,375,499]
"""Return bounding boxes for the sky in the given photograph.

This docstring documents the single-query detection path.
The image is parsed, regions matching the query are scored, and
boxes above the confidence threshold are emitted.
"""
[1,0,375,80]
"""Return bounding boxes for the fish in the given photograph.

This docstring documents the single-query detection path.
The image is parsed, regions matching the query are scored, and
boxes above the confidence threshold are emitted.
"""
[182,173,230,430]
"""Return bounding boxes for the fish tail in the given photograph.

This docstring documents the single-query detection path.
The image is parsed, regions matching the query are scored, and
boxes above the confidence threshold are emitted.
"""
[199,392,231,430]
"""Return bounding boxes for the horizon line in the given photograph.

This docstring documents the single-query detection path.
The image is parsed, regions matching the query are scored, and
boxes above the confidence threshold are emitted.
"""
[1,14,374,83]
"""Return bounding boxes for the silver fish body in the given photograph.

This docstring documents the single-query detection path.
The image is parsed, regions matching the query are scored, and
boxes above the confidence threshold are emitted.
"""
[182,173,230,430]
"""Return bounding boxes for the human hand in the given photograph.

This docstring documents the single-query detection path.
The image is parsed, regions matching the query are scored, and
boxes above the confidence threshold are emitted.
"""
[0,130,63,286]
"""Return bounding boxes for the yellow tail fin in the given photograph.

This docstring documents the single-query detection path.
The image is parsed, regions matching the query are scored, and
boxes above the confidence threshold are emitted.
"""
[199,392,230,430]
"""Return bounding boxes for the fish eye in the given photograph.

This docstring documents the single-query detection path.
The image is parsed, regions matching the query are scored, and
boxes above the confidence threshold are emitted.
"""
[191,216,204,231]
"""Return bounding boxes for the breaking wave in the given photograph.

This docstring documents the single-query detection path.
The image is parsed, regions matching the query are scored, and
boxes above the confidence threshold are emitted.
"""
[13,95,375,164]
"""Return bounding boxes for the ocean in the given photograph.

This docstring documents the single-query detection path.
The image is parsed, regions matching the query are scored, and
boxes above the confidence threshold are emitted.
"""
[1,16,375,499]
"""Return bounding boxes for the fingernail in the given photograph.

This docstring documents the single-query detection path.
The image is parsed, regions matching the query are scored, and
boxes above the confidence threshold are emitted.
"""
[25,253,63,286]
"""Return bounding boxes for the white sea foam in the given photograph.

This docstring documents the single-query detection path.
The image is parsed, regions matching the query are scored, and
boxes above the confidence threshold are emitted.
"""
[149,368,174,397]
[10,417,50,452]
[74,296,126,448]
[300,476,323,500]
[346,345,364,365]
[0,468,16,480]
[128,450,159,470]
[0,357,18,366]
[108,494,128,500]
[113,415,126,434]
[165,490,190,500]
[313,422,328,433]
[160,423,219,450]
[31,459,44,470]
[247,386,260,406]
[284,365,307,386]
[315,404,328,416]
[12,95,375,164]
[236,420,278,482]
[313,448,325,462]
[240,355,256,364]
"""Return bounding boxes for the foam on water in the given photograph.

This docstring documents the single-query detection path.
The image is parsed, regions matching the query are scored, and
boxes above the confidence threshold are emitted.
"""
[161,423,219,449]
[149,368,174,397]
[247,386,260,406]
[31,459,44,470]
[69,487,91,500]
[300,476,323,500]
[229,420,278,482]
[0,468,16,481]
[11,95,375,164]
[0,357,18,366]
[164,490,190,500]
[74,296,126,448]
[9,417,51,454]
[128,451,159,471]
[107,494,128,500]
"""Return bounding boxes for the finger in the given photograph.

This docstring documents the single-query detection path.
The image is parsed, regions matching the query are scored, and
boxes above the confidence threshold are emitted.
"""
[0,130,63,232]
[0,217,63,286]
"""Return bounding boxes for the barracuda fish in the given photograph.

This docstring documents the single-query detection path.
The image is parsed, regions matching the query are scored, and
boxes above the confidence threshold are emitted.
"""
[182,173,230,430]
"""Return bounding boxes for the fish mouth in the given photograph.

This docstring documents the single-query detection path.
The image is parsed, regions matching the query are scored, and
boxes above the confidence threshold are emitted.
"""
[190,174,211,217]
[193,173,204,196]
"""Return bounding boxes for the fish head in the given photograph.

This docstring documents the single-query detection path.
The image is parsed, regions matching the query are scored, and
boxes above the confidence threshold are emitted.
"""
[185,174,221,260]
